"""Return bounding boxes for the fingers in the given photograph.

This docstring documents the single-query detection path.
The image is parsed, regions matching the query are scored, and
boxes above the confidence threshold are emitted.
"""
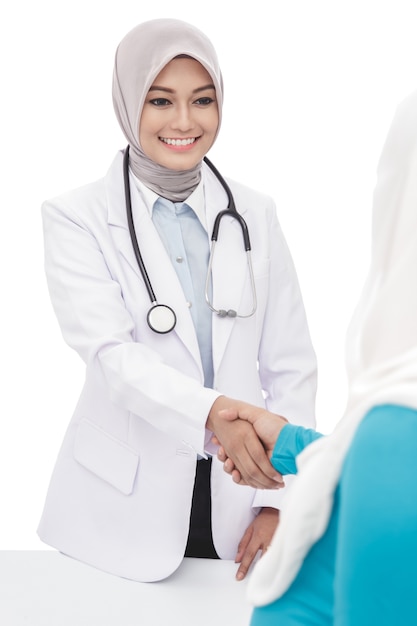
[235,546,259,581]
[217,445,227,463]
[217,424,285,489]
[218,448,245,483]
[236,456,282,489]
[235,531,263,581]
[219,446,281,487]
[224,459,282,487]
[235,526,253,581]
[224,457,235,473]
[235,508,279,581]
[237,430,284,489]
[231,468,244,484]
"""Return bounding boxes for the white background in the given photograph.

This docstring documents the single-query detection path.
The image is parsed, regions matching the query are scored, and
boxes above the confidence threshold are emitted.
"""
[1,0,416,549]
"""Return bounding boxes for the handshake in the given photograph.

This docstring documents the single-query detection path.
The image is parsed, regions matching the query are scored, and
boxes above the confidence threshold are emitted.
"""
[206,396,289,490]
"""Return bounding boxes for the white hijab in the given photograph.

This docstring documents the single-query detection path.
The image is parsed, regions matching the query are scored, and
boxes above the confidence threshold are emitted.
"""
[247,88,417,605]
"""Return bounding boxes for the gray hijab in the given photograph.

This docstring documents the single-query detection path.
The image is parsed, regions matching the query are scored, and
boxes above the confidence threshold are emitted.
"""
[112,18,224,201]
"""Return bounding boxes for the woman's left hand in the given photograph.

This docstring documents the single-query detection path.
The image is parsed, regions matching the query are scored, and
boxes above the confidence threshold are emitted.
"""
[235,507,279,581]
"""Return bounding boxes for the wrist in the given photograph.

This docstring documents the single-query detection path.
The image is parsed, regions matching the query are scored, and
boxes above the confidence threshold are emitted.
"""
[206,395,229,431]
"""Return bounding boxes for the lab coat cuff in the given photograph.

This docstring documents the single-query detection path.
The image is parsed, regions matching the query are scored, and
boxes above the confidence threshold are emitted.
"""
[203,429,219,457]
[181,389,223,457]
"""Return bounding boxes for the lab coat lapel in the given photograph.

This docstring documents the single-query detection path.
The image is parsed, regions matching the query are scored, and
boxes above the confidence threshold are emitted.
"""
[105,153,203,371]
[204,165,249,373]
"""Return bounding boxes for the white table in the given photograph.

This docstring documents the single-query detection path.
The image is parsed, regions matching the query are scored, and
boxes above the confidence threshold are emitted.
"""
[0,551,254,625]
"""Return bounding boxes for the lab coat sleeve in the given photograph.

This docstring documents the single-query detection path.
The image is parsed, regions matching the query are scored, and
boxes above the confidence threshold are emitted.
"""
[42,196,220,455]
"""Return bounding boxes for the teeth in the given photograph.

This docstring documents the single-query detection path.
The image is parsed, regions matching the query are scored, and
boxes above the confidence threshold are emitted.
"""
[161,137,196,146]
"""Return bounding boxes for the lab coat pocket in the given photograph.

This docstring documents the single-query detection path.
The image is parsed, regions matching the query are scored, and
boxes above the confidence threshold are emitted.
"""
[74,418,139,495]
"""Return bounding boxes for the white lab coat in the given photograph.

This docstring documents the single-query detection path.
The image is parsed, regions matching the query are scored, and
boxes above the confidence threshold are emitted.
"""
[37,151,317,582]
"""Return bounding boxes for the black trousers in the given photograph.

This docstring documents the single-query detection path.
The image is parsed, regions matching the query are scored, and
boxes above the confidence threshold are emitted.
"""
[184,457,219,559]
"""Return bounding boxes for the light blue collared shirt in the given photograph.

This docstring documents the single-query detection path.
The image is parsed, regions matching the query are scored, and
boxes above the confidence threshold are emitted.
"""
[131,174,214,389]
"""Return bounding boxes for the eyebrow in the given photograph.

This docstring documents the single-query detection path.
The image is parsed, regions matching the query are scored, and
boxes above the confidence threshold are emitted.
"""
[148,84,216,94]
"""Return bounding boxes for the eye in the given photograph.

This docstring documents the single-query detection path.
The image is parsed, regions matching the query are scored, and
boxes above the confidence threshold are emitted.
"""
[149,98,172,107]
[194,96,215,106]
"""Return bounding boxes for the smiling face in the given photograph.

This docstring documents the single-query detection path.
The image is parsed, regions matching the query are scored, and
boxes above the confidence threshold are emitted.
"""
[139,57,219,171]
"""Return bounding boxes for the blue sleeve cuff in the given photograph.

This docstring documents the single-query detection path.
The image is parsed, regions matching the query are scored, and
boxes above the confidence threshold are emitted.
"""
[271,424,323,475]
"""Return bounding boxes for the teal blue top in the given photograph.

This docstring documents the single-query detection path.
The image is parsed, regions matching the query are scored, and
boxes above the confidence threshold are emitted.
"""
[251,404,417,626]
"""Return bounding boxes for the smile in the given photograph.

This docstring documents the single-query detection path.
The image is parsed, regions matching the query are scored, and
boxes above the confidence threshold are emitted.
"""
[159,137,197,146]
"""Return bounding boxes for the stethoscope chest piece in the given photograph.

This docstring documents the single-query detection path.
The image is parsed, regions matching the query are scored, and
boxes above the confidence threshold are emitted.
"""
[147,304,177,334]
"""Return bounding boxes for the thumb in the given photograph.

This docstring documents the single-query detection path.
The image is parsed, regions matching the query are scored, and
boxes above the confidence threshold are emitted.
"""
[234,405,257,426]
[218,407,239,421]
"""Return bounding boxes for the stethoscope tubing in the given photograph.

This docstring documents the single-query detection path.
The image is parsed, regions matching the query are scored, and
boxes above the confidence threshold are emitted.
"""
[202,158,250,251]
[123,145,157,305]
[202,157,256,317]
[204,242,257,318]
[124,146,177,333]
[123,145,257,331]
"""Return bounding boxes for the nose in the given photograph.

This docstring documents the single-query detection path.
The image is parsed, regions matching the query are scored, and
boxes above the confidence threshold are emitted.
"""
[171,104,194,132]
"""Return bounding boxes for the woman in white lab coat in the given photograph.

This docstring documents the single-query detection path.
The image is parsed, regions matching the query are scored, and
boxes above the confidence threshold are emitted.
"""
[37,18,317,583]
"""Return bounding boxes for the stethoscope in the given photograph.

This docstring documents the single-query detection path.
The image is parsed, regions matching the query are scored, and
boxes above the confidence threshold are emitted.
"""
[123,145,257,334]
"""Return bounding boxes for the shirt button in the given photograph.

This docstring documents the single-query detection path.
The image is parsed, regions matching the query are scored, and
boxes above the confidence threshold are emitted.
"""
[186,301,192,308]
[176,256,183,263]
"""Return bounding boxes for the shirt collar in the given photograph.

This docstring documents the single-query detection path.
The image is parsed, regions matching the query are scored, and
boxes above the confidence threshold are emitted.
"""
[130,170,207,231]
